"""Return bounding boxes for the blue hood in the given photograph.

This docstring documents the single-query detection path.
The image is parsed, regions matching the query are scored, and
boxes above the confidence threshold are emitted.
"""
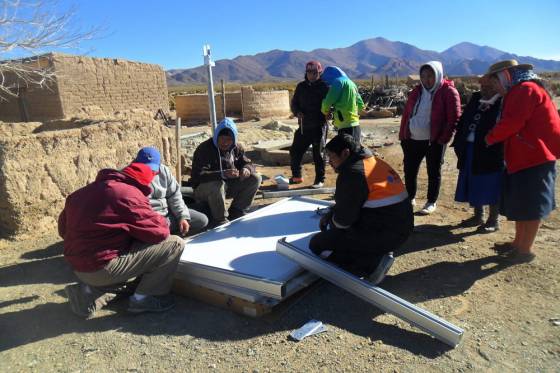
[213,117,238,148]
[321,66,347,86]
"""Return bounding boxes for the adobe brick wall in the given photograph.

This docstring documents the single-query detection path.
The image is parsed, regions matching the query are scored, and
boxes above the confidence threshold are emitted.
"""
[0,118,176,238]
[0,55,65,122]
[175,92,242,122]
[0,53,169,123]
[241,87,290,121]
[54,54,169,118]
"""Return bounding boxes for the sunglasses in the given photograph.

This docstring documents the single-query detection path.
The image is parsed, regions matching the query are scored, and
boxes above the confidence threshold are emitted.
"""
[306,70,319,74]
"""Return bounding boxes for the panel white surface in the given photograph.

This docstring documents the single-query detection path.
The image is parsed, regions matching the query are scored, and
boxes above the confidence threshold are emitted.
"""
[180,197,331,282]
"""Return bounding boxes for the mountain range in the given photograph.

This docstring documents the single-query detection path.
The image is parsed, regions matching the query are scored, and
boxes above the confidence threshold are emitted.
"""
[166,37,560,85]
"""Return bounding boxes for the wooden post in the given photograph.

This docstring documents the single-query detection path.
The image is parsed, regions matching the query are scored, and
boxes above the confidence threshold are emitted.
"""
[221,79,226,119]
[176,117,182,182]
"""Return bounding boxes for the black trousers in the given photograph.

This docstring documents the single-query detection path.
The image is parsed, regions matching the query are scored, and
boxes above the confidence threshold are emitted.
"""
[401,139,446,203]
[290,125,327,182]
[309,226,409,277]
[338,125,361,144]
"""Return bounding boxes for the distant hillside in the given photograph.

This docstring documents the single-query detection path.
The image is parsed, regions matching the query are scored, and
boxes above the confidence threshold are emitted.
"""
[167,37,560,85]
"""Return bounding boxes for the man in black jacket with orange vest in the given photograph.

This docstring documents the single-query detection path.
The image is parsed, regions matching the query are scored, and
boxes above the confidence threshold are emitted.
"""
[309,134,413,283]
[289,60,329,188]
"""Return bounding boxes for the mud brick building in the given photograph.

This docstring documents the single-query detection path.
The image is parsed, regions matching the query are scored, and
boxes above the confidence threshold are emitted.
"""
[0,53,169,122]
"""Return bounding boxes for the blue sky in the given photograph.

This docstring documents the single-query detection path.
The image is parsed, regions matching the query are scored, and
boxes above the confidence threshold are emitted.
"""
[42,0,560,69]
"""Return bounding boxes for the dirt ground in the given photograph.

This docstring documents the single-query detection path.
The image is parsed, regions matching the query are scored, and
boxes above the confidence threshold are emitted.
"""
[1,118,559,372]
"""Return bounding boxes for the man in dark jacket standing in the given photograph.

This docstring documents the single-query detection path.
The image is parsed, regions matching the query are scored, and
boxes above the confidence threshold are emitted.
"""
[309,134,413,284]
[191,118,261,226]
[289,60,329,188]
[60,149,185,318]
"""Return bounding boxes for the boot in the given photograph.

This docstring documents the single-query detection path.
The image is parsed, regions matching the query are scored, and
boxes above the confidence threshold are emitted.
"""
[483,204,500,232]
[460,206,484,227]
[228,207,246,221]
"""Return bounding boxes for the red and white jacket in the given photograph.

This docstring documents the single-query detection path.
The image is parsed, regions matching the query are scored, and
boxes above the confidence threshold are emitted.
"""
[399,80,461,144]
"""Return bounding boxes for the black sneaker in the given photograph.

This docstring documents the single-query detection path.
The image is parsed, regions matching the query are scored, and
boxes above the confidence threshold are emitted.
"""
[459,215,484,227]
[65,283,116,318]
[228,207,246,221]
[311,180,324,189]
[367,252,395,285]
[127,295,176,314]
[481,219,500,233]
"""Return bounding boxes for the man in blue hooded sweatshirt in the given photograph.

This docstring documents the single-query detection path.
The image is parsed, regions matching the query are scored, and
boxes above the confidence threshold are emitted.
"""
[190,118,261,225]
[321,66,365,143]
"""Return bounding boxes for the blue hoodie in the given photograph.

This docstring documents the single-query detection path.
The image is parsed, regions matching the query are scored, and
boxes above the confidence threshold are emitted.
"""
[320,66,364,129]
[190,117,255,186]
[320,66,347,86]
[213,117,238,149]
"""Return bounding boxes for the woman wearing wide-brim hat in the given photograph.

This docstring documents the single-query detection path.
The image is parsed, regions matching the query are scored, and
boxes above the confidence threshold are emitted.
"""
[484,59,560,263]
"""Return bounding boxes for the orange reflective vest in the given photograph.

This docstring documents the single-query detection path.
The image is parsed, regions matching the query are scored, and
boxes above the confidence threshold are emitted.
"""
[362,156,408,208]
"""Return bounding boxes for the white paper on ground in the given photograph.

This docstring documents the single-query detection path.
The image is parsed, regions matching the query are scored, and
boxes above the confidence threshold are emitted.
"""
[290,319,327,341]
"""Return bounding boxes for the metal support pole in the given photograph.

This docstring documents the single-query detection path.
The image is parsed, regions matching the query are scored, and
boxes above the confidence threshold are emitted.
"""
[203,44,218,134]
[276,239,464,347]
[221,79,226,119]
[176,117,181,182]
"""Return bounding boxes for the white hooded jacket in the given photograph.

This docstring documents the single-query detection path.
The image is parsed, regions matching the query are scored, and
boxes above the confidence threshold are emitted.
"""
[409,61,444,140]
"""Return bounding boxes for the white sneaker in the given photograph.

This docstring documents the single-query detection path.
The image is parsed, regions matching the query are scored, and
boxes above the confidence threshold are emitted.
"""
[419,202,437,215]
[312,181,324,189]
[410,198,416,207]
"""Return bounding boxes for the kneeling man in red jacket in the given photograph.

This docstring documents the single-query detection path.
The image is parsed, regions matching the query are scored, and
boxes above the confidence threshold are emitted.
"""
[59,147,184,317]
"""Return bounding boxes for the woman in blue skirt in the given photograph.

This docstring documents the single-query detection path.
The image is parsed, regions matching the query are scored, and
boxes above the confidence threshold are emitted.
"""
[485,60,560,263]
[453,76,503,232]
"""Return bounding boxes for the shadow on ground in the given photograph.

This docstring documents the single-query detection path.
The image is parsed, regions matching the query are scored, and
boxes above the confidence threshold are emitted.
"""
[397,224,481,257]
[0,234,512,357]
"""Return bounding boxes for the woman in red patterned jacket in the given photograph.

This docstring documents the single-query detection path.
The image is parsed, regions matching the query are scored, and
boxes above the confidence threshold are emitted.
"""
[485,60,560,263]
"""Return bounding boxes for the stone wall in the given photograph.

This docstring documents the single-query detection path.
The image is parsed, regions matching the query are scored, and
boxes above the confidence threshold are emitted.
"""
[0,118,176,238]
[175,92,242,122]
[241,87,291,121]
[0,53,169,123]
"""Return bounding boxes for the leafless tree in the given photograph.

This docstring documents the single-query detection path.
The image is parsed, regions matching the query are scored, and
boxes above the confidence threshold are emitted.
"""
[0,0,98,98]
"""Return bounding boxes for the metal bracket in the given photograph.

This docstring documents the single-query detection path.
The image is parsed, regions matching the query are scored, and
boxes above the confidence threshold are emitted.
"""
[276,238,464,347]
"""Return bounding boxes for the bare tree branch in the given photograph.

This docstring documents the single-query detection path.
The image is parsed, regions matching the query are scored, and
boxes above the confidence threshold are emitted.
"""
[0,0,100,98]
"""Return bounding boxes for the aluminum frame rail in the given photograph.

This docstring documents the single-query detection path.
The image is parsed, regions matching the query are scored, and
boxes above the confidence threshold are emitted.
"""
[175,271,319,303]
[260,188,335,199]
[276,239,464,347]
[176,262,289,299]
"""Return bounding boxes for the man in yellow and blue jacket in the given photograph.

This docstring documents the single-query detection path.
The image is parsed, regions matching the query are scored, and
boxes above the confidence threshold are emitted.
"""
[320,66,364,143]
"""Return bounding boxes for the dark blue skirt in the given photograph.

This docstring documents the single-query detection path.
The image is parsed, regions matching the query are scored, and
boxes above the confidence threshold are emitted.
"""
[500,161,557,221]
[455,143,502,207]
